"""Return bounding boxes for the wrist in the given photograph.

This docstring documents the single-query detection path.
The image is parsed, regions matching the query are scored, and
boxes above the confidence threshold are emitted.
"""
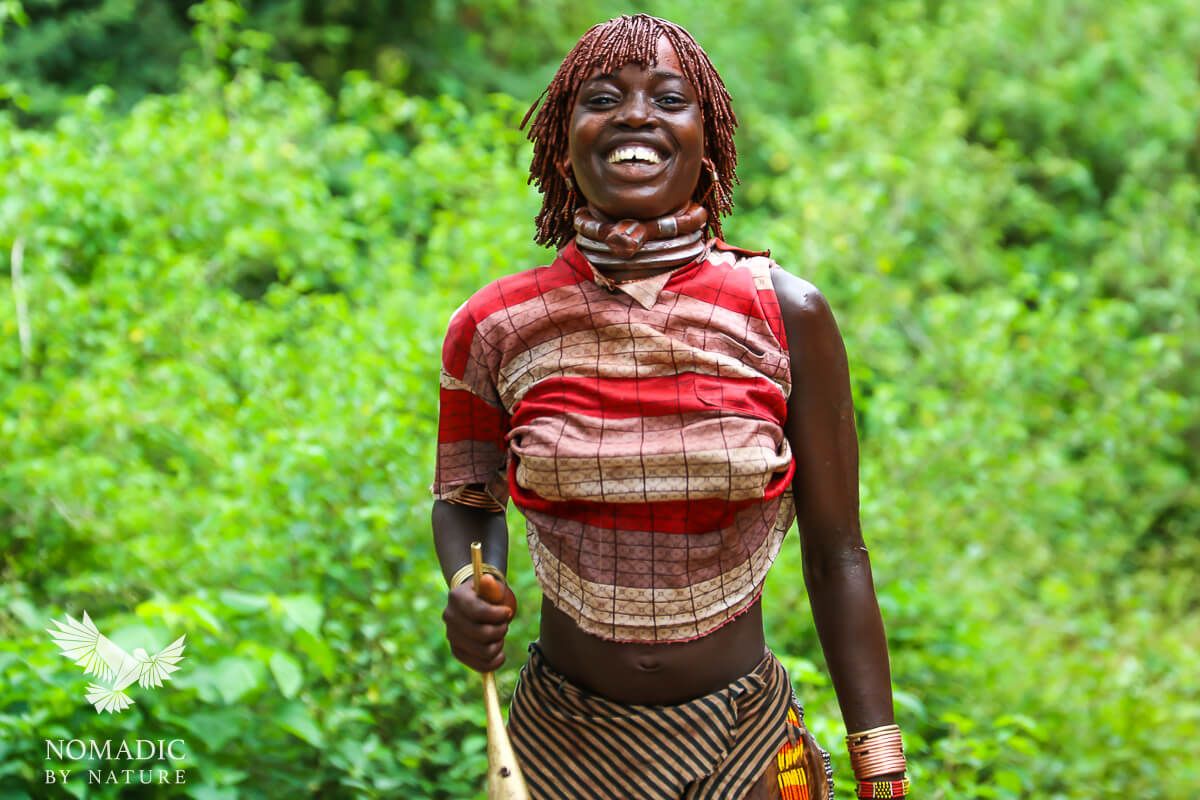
[846,723,909,796]
[448,561,505,589]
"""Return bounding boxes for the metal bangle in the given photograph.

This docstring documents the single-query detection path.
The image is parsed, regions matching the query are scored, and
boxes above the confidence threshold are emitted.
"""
[448,561,505,589]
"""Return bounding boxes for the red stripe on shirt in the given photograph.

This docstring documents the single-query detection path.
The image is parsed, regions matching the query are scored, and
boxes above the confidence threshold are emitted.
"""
[508,462,794,534]
[510,374,787,425]
[438,390,508,447]
[468,262,587,325]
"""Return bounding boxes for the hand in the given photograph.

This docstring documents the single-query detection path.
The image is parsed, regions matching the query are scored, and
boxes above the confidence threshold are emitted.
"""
[442,573,518,673]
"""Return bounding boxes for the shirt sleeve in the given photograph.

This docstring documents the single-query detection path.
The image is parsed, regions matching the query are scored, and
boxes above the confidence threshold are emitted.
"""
[430,302,510,508]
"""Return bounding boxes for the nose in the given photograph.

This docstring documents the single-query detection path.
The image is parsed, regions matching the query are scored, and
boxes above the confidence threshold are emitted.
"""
[614,91,654,127]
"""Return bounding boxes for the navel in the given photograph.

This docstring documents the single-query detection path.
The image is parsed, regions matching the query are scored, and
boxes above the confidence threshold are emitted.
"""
[634,654,662,672]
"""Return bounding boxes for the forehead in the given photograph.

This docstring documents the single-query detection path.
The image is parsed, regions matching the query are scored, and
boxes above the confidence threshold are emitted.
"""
[583,35,686,83]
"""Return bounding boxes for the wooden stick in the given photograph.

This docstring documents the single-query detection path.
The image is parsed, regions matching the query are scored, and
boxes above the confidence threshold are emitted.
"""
[471,542,530,800]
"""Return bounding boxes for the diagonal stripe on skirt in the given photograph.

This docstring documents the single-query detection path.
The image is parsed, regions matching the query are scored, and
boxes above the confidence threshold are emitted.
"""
[507,642,828,800]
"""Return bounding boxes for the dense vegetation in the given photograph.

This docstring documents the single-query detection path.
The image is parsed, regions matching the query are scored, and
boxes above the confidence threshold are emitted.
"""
[2,1,1198,798]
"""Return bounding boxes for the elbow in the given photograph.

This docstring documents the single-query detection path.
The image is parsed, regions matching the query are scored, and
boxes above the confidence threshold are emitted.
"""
[800,541,872,587]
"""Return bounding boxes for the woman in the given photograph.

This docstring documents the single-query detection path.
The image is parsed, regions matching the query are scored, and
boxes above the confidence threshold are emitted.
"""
[432,15,910,800]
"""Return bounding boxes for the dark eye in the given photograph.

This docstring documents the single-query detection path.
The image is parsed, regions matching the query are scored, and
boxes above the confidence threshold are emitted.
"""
[584,93,618,108]
[658,94,688,109]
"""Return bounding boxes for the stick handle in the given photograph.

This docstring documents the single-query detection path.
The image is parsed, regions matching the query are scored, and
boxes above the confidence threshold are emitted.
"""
[471,540,485,593]
[470,543,530,800]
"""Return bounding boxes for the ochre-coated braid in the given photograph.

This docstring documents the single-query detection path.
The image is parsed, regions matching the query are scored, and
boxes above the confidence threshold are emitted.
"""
[522,14,739,249]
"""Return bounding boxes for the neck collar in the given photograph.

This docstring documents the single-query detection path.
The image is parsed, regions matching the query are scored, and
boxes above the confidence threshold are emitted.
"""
[560,240,711,310]
[569,203,710,308]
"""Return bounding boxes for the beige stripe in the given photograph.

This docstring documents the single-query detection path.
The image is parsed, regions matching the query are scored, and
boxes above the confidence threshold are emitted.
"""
[604,269,675,310]
[527,491,793,641]
[514,445,788,503]
[441,348,506,408]
[521,492,790,583]
[510,412,790,503]
[706,249,737,270]
[497,322,786,409]
[470,279,789,404]
[431,439,509,505]
[740,255,778,291]
[438,369,472,393]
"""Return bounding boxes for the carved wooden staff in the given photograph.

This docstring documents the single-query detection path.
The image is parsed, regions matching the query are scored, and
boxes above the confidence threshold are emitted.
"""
[470,542,530,800]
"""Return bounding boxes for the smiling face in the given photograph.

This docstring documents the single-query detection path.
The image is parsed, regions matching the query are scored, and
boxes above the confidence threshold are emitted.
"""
[563,36,704,221]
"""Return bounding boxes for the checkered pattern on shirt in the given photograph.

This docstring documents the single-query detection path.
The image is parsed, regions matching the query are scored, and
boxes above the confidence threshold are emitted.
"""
[432,239,797,642]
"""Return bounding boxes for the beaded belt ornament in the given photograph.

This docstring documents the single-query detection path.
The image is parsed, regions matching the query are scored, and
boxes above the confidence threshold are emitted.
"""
[856,777,911,798]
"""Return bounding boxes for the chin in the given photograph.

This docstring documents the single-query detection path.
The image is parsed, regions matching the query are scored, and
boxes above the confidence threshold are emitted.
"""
[594,195,691,221]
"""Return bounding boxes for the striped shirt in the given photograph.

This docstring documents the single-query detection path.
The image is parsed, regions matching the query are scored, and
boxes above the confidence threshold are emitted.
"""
[432,239,796,642]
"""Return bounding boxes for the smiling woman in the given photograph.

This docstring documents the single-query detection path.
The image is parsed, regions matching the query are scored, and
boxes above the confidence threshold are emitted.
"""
[431,14,909,800]
[563,36,704,224]
[523,15,737,251]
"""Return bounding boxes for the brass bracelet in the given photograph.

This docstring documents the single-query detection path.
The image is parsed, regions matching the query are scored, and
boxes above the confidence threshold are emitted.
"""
[443,486,505,513]
[846,723,907,780]
[448,561,505,590]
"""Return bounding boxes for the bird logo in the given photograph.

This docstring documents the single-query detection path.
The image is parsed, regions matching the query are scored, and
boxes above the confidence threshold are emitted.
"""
[46,611,187,714]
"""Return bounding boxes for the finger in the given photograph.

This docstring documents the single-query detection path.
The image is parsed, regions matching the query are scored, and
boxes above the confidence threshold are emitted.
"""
[443,614,510,646]
[451,642,507,673]
[452,635,505,662]
[501,584,519,617]
[449,586,513,623]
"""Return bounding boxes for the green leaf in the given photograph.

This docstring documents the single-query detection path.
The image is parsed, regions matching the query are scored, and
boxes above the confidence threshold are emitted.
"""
[269,651,304,699]
[293,629,337,681]
[212,656,263,704]
[275,700,324,748]
[277,594,324,636]
[219,590,271,613]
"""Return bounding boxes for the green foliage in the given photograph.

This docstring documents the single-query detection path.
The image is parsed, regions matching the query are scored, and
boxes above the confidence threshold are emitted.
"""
[0,47,543,797]
[0,0,192,119]
[0,0,607,118]
[1,1,1199,798]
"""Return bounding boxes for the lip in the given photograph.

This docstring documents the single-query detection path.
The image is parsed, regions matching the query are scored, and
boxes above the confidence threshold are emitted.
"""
[599,138,673,182]
[605,135,669,155]
[603,136,670,160]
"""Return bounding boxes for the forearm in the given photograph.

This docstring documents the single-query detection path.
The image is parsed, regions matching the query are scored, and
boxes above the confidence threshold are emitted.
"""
[432,499,509,582]
[803,548,895,733]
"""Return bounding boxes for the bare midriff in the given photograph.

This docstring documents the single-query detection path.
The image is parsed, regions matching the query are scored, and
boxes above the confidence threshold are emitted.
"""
[537,596,768,705]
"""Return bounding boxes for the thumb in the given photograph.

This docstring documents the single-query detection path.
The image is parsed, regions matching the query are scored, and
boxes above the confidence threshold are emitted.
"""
[476,573,506,605]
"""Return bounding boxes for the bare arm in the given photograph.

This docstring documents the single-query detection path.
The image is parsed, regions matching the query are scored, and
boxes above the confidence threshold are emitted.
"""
[433,497,515,672]
[433,498,510,582]
[771,268,896,734]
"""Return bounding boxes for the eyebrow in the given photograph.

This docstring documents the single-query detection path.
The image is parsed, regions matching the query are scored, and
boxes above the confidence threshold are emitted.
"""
[584,69,686,84]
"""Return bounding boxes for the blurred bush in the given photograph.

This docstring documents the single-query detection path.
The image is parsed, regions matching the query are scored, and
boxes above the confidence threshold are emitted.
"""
[1,1,1198,798]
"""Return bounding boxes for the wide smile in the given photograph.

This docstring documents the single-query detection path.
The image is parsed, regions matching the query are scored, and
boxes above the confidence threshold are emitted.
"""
[600,143,672,181]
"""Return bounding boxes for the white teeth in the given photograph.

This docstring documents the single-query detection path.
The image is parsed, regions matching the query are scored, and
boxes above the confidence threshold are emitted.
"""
[607,146,662,164]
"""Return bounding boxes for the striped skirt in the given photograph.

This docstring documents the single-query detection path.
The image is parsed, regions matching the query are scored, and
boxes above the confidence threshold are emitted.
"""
[507,643,833,800]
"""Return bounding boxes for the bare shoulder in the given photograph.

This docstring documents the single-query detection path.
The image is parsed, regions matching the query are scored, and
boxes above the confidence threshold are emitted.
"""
[767,265,853,417]
[768,266,841,341]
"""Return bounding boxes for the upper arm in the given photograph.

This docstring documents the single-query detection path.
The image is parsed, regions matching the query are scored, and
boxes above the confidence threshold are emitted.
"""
[431,304,512,509]
[769,267,864,567]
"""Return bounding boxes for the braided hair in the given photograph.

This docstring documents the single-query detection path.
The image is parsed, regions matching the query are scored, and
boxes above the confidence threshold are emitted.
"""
[521,15,738,248]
